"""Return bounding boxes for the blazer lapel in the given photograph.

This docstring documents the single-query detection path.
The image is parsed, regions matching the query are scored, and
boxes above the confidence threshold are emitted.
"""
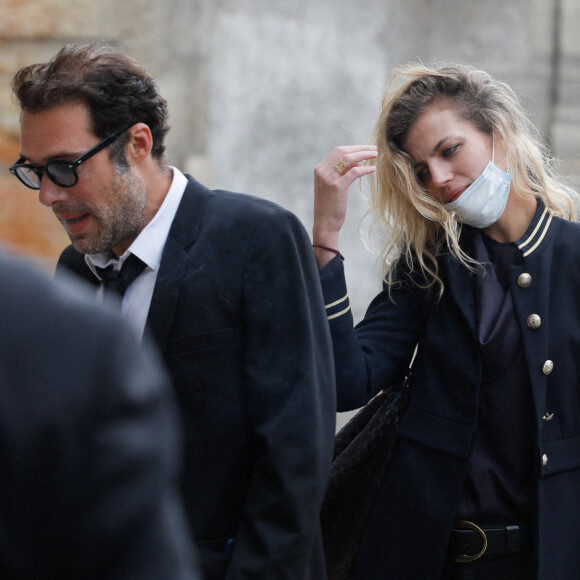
[145,175,210,351]
[444,252,477,336]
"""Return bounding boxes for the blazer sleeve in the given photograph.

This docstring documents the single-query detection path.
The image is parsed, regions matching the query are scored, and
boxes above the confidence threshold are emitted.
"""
[319,256,430,411]
[226,208,336,579]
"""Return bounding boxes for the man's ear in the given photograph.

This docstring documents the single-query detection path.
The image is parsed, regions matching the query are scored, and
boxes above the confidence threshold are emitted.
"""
[126,123,153,162]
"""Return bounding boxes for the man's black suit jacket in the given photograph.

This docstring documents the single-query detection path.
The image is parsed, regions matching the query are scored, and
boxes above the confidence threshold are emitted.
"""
[0,252,200,579]
[57,176,336,579]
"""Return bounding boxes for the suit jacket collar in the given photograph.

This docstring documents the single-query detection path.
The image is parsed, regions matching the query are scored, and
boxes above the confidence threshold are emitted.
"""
[164,175,210,248]
[145,175,211,350]
[515,198,554,259]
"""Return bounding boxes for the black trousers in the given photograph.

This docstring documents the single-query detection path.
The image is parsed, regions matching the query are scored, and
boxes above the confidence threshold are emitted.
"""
[440,553,536,579]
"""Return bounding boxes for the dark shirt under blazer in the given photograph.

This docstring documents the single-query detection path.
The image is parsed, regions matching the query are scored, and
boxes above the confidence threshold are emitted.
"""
[320,201,580,579]
[57,176,337,579]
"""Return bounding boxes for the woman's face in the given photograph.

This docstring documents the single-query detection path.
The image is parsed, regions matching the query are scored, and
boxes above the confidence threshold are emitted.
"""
[403,99,502,204]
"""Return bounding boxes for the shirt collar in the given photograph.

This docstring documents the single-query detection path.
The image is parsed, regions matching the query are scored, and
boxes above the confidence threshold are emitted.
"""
[514,198,554,258]
[86,167,188,277]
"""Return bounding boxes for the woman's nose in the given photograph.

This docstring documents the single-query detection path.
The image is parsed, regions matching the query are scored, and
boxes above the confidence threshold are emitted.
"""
[429,162,452,188]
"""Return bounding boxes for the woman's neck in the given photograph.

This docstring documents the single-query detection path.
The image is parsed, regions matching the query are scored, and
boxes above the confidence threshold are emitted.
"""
[483,191,537,243]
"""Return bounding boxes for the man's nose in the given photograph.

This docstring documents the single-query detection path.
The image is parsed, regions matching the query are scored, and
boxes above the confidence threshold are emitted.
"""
[38,176,68,207]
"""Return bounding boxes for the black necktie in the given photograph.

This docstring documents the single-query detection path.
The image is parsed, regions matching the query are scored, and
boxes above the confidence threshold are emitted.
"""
[96,254,147,304]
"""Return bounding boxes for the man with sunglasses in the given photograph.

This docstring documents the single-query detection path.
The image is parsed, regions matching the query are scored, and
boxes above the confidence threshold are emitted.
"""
[10,43,336,580]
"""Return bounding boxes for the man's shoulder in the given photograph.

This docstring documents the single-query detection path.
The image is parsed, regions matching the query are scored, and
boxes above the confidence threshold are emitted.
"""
[164,176,312,263]
[182,174,295,221]
[206,189,294,221]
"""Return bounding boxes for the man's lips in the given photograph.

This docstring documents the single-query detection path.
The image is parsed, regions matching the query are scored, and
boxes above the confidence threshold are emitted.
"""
[56,212,91,235]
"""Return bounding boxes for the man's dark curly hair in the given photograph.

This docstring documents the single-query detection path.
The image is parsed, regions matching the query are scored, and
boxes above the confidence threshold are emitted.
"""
[11,42,170,166]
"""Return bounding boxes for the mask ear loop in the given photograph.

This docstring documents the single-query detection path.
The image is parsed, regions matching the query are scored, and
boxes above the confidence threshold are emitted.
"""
[492,132,511,173]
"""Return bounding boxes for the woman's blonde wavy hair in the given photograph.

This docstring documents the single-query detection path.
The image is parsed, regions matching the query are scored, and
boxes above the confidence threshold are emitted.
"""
[367,62,579,296]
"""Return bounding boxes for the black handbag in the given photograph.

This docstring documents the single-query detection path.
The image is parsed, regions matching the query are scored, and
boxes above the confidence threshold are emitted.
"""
[320,373,412,579]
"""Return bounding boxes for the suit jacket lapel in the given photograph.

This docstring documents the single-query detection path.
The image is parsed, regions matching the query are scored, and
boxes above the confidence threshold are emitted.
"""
[145,175,210,351]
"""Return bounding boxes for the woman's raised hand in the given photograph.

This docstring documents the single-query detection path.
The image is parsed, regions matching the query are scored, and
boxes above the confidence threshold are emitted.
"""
[313,145,378,267]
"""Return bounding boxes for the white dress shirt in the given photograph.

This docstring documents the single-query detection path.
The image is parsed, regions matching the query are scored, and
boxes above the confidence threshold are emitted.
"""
[86,167,188,338]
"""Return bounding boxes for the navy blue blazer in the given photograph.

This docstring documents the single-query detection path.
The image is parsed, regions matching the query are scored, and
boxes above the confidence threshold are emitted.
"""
[320,202,580,579]
[57,176,336,579]
[0,253,199,579]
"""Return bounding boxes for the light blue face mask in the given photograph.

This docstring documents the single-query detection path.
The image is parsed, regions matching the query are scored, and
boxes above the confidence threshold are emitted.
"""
[445,135,512,229]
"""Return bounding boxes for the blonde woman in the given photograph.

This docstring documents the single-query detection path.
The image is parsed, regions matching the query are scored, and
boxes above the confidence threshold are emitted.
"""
[313,63,580,579]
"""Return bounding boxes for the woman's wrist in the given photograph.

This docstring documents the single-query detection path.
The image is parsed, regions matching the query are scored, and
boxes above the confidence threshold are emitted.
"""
[312,232,342,267]
[312,244,344,261]
[312,223,341,267]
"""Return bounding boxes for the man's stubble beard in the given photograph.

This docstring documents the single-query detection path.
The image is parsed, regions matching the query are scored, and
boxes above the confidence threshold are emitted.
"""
[70,171,149,255]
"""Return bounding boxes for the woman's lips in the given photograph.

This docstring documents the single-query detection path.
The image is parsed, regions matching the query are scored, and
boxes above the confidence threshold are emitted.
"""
[446,186,467,204]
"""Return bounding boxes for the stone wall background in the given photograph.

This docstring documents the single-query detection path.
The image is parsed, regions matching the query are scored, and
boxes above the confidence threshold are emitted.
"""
[1,0,579,322]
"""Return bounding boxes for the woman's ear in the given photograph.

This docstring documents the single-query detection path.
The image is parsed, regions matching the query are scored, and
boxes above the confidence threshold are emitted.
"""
[126,123,153,162]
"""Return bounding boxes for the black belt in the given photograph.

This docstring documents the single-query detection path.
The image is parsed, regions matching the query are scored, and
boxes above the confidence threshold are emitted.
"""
[448,521,529,563]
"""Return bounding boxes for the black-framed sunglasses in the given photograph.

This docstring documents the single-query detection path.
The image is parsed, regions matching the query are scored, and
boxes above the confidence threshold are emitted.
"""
[9,124,133,190]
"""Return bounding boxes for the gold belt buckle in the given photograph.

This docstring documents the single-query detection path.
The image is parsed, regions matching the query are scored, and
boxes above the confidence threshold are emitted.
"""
[454,520,488,563]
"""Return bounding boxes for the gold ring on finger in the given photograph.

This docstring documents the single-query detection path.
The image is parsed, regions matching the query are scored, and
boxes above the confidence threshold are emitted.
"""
[333,159,348,175]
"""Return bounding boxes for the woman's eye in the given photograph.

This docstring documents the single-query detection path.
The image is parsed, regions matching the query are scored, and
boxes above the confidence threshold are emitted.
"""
[415,167,428,183]
[443,144,459,157]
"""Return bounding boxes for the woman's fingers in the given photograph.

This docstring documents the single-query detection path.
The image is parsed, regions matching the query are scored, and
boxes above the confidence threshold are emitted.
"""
[313,145,378,248]
[315,145,378,183]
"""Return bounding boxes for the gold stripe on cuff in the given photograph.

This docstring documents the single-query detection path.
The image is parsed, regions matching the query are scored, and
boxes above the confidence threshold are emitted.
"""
[327,304,351,320]
[325,293,348,310]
